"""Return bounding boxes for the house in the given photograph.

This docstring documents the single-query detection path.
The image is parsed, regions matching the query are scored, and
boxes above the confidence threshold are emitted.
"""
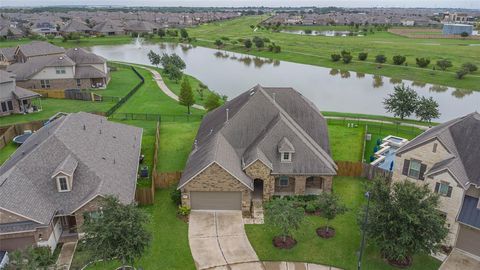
[0,112,142,252]
[92,19,125,36]
[59,19,91,35]
[0,70,41,117]
[0,47,16,66]
[6,42,109,90]
[392,112,480,260]
[124,20,159,34]
[0,26,24,40]
[178,85,337,215]
[30,21,58,36]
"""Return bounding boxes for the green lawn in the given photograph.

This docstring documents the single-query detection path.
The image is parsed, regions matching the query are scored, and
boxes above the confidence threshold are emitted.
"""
[70,187,195,270]
[328,124,364,162]
[0,142,18,165]
[188,16,480,90]
[245,177,441,270]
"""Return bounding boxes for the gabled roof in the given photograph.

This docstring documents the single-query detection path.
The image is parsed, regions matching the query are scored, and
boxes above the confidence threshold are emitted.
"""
[0,112,142,227]
[16,41,65,58]
[92,20,123,33]
[7,54,75,80]
[278,137,295,152]
[178,85,337,189]
[124,20,158,32]
[397,112,480,187]
[60,19,91,33]
[51,154,78,177]
[66,47,105,65]
[0,47,16,62]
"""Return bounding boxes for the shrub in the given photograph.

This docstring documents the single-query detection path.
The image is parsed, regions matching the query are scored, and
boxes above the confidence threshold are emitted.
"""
[342,53,353,64]
[177,205,191,216]
[304,29,312,34]
[456,68,469,79]
[460,32,469,37]
[392,55,406,65]
[170,189,182,205]
[331,54,341,62]
[358,52,368,61]
[462,62,478,73]
[416,57,431,68]
[375,54,387,63]
[305,201,317,213]
[436,59,453,71]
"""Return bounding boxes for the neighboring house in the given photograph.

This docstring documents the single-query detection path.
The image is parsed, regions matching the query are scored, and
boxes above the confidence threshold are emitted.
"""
[0,112,142,252]
[0,26,24,39]
[0,47,16,66]
[178,85,337,215]
[92,19,125,36]
[392,112,480,259]
[0,70,41,117]
[59,19,91,35]
[124,20,159,34]
[30,21,58,36]
[6,42,109,90]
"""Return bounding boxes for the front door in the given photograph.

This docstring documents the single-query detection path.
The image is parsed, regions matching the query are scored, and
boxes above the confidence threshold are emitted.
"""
[61,216,78,234]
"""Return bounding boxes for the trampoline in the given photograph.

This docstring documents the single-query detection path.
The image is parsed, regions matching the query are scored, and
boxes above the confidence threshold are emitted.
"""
[12,132,32,145]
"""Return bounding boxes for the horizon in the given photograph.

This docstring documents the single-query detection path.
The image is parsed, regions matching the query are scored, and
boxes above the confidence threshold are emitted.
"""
[1,0,479,9]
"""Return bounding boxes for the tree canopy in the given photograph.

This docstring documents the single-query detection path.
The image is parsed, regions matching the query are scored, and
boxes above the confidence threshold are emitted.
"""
[205,92,222,111]
[264,198,304,242]
[179,77,195,114]
[383,84,419,120]
[415,96,440,123]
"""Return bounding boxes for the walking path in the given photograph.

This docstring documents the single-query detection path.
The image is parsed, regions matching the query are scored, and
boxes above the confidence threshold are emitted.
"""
[56,241,77,270]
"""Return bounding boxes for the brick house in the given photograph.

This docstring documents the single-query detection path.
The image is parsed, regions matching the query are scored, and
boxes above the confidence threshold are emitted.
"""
[5,41,109,90]
[0,112,142,252]
[0,70,41,117]
[392,112,480,260]
[178,85,337,215]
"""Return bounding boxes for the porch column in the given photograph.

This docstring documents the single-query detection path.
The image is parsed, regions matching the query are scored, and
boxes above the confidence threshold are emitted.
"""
[294,176,306,195]
[323,176,333,192]
[264,175,275,201]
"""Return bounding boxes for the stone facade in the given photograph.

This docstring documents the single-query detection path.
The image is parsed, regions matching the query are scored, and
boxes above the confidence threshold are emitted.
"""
[73,195,105,233]
[274,176,296,193]
[294,176,306,195]
[16,78,93,90]
[244,160,274,201]
[0,208,29,223]
[392,139,466,247]
[181,163,252,215]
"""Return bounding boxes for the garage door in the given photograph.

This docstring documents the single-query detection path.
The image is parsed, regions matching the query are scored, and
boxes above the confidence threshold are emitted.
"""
[190,191,242,210]
[0,236,35,251]
[456,224,480,257]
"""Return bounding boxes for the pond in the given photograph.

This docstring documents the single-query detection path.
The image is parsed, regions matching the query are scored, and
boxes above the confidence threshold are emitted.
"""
[88,42,480,122]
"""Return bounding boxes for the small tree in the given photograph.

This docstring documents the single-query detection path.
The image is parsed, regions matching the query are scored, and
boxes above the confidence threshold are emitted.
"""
[205,92,222,111]
[358,52,368,61]
[436,59,452,71]
[179,77,195,114]
[83,196,151,270]
[180,28,189,39]
[331,53,341,62]
[165,64,183,82]
[383,84,419,120]
[392,55,406,65]
[316,192,347,237]
[462,62,478,73]
[264,199,304,247]
[375,54,386,63]
[157,28,166,38]
[341,50,352,64]
[244,39,252,50]
[362,178,448,266]
[415,96,440,124]
[214,39,224,48]
[147,50,160,67]
[416,57,431,68]
[456,68,469,79]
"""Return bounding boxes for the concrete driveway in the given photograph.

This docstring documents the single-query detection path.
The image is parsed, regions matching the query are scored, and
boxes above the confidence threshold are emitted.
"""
[188,211,261,270]
[439,249,480,270]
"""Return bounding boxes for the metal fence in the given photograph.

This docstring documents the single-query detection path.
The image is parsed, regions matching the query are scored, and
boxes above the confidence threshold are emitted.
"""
[105,66,145,117]
[109,112,203,122]
[326,117,423,137]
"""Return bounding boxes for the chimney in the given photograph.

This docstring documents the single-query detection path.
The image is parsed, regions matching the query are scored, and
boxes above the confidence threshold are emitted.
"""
[226,108,229,123]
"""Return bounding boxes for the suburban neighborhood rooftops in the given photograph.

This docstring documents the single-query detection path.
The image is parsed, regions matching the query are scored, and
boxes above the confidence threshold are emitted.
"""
[0,47,16,62]
[0,70,40,101]
[16,41,65,58]
[60,19,91,33]
[0,112,142,226]
[92,19,123,33]
[0,70,15,84]
[7,54,75,80]
[397,112,480,187]
[66,47,106,64]
[178,85,337,189]
[458,195,480,229]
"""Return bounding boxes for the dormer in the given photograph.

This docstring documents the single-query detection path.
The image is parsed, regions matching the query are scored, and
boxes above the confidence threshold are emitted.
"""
[51,155,78,192]
[278,137,295,163]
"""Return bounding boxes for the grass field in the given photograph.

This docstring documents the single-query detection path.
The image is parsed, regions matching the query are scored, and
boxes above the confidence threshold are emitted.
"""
[188,16,480,90]
[246,177,442,270]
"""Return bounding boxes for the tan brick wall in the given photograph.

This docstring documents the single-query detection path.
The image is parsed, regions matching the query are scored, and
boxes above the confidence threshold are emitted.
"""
[323,176,333,192]
[392,139,464,247]
[0,209,29,223]
[73,196,104,233]
[245,160,274,201]
[295,176,306,195]
[274,176,295,193]
[181,163,252,214]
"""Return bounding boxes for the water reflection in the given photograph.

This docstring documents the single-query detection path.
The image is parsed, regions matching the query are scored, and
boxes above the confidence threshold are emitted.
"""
[330,69,339,76]
[429,85,449,93]
[412,81,427,88]
[452,89,474,99]
[373,75,384,88]
[214,51,278,68]
[389,78,402,84]
[356,72,365,78]
[340,70,351,79]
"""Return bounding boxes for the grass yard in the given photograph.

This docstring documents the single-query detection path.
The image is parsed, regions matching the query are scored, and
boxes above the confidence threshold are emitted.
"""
[245,177,442,270]
[328,124,364,162]
[70,187,195,270]
[0,142,18,165]
[188,16,480,90]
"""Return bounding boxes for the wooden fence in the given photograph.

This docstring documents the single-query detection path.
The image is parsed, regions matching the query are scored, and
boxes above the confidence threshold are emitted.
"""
[336,161,392,180]
[135,121,160,205]
[0,120,45,150]
[154,171,182,188]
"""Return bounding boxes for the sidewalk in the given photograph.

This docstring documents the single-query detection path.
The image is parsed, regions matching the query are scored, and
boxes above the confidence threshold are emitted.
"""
[206,261,343,270]
[56,241,77,270]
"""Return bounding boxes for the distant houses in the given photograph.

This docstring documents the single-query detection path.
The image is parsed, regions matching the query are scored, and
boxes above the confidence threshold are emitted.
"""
[59,19,92,36]
[92,19,125,36]
[4,41,109,90]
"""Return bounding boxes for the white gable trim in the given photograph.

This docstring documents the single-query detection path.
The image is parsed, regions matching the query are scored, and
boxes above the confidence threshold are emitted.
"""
[70,194,105,214]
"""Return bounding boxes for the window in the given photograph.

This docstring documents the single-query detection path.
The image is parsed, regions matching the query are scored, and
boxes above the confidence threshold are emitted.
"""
[436,181,451,197]
[281,152,292,162]
[433,143,438,153]
[40,79,50,89]
[408,160,421,179]
[55,67,66,74]
[279,176,289,187]
[7,101,13,111]
[58,177,69,192]
[76,79,81,87]
[1,102,7,112]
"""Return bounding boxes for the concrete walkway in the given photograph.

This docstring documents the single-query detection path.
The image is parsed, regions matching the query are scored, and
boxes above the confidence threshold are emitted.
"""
[439,249,480,270]
[56,241,77,270]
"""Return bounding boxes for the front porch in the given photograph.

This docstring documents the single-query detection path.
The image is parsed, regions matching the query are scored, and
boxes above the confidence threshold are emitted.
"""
[252,175,331,200]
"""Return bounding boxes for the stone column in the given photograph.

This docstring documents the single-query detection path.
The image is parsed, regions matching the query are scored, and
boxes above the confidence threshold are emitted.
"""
[264,176,275,201]
[294,176,307,195]
[323,176,333,192]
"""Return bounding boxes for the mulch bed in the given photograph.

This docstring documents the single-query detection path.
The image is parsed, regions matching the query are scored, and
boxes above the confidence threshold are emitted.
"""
[441,245,453,255]
[316,226,336,239]
[176,214,189,223]
[272,236,297,249]
[385,256,412,268]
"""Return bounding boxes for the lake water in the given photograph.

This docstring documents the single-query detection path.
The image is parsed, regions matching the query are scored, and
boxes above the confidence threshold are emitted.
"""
[89,43,480,122]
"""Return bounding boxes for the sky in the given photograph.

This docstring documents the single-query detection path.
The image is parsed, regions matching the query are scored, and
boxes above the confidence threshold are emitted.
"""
[1,0,479,9]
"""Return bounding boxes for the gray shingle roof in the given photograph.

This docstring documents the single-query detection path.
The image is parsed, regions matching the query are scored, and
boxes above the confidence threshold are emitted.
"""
[7,54,75,80]
[51,154,78,177]
[13,86,41,99]
[92,20,124,33]
[66,47,105,64]
[60,19,91,33]
[0,47,16,62]
[0,70,40,101]
[124,20,158,32]
[397,112,480,187]
[0,112,142,226]
[178,85,337,189]
[278,137,295,152]
[458,195,480,229]
[17,41,65,58]
[74,66,106,79]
